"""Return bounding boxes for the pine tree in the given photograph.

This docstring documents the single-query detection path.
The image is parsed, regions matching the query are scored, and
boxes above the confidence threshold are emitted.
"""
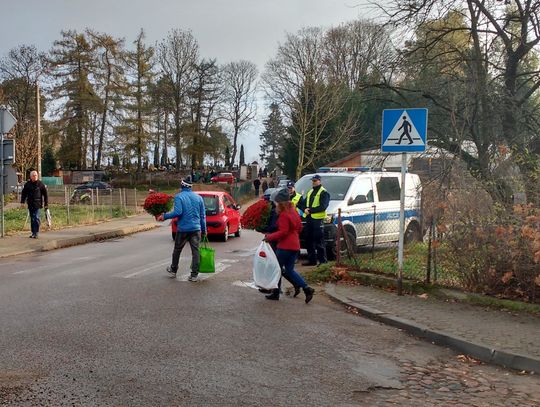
[41,145,56,176]
[118,29,155,172]
[49,30,102,169]
[259,103,287,172]
[224,145,230,168]
[239,144,245,166]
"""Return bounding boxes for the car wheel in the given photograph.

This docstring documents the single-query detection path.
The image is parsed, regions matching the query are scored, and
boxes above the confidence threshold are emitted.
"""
[328,228,355,260]
[234,224,241,237]
[221,224,229,242]
[404,221,422,244]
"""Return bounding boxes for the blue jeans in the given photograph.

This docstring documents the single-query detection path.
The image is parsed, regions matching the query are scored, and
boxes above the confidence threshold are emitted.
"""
[29,207,41,236]
[275,249,307,290]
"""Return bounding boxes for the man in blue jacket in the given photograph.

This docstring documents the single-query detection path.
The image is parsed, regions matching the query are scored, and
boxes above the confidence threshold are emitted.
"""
[157,178,206,282]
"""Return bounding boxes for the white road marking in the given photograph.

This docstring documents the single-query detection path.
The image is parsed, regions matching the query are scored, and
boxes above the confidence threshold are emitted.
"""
[11,257,95,274]
[232,280,259,290]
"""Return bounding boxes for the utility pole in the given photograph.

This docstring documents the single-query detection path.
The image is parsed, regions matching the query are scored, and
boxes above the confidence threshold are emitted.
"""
[36,83,41,176]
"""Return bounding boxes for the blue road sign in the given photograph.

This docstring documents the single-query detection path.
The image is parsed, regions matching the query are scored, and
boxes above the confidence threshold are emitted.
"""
[381,108,428,153]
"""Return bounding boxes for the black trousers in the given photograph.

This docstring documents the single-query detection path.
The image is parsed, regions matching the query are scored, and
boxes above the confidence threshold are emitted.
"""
[170,231,201,276]
[305,218,326,264]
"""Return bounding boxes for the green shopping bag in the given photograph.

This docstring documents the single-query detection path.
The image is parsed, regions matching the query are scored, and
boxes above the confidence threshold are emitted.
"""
[199,235,215,273]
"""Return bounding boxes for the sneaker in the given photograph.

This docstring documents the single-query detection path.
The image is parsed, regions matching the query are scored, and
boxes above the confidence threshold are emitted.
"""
[188,274,199,282]
[166,266,177,278]
[29,234,36,238]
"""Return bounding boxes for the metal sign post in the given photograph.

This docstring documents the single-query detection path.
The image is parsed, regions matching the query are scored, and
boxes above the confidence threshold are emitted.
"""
[0,107,17,237]
[397,153,407,295]
[381,108,428,295]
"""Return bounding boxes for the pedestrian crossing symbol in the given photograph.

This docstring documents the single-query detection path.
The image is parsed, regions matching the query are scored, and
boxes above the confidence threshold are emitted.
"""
[381,108,428,152]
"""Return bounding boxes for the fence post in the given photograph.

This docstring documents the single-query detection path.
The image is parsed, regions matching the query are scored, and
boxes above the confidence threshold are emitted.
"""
[134,188,138,213]
[110,188,113,218]
[432,218,438,282]
[371,204,376,260]
[91,188,95,221]
[66,186,71,225]
[336,208,342,266]
[426,219,433,284]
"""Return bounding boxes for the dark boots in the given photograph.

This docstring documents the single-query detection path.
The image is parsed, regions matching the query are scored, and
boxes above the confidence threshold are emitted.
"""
[304,287,315,304]
[293,286,301,298]
[265,289,280,300]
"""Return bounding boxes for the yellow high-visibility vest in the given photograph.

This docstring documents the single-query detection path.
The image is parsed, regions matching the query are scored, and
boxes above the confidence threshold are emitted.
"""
[291,192,301,207]
[304,187,327,219]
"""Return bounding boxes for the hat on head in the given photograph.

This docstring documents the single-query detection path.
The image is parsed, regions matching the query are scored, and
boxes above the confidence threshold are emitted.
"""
[286,181,295,188]
[181,177,193,188]
[311,174,321,181]
[273,188,290,203]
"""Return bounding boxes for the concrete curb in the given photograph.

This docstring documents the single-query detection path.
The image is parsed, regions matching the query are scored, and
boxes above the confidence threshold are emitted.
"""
[41,223,159,251]
[324,283,540,373]
[0,223,158,258]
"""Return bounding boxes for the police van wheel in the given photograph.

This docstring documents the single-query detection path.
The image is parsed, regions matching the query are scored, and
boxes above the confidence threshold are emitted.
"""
[329,229,355,260]
[404,222,422,244]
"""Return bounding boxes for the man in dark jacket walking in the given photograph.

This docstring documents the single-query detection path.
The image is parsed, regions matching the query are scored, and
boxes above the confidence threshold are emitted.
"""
[157,177,206,282]
[20,170,48,238]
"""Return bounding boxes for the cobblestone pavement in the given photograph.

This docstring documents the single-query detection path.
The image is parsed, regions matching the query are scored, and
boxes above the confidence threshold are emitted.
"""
[330,284,540,358]
[359,355,540,406]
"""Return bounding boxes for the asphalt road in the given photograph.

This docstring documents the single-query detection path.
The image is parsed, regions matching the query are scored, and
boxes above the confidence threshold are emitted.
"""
[0,226,538,406]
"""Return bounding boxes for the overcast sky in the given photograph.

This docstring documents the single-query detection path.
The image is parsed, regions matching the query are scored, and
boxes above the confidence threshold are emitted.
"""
[1,0,382,163]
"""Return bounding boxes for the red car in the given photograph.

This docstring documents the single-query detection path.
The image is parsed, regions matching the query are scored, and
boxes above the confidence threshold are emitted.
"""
[171,191,242,241]
[210,172,235,184]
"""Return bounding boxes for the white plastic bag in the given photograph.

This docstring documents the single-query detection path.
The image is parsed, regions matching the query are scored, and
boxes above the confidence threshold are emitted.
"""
[45,208,52,229]
[253,241,281,289]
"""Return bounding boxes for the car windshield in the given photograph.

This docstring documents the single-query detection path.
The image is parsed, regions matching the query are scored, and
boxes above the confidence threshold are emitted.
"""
[295,175,354,200]
[201,195,219,215]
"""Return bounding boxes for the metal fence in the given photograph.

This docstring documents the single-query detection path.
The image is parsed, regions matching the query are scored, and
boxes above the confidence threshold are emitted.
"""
[333,206,453,287]
[8,186,143,233]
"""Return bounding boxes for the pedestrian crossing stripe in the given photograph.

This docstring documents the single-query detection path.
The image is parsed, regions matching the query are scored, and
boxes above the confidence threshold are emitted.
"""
[381,108,428,153]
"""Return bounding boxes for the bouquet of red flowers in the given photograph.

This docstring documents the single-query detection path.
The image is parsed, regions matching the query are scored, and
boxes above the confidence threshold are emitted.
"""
[241,199,272,230]
[143,192,173,217]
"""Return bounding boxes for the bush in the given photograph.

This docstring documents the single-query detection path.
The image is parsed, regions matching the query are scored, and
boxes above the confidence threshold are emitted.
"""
[442,203,540,302]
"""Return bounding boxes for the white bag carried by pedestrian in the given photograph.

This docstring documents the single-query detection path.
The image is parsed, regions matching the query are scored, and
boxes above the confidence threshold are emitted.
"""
[45,208,52,229]
[253,241,281,290]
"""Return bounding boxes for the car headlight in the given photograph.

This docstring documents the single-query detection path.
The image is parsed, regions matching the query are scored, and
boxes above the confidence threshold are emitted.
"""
[323,215,334,224]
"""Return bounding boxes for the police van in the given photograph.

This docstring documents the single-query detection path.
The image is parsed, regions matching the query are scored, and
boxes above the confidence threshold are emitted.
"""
[295,167,422,259]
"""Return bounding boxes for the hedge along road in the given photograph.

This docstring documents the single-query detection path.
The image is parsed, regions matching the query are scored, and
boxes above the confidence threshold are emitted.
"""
[0,225,538,406]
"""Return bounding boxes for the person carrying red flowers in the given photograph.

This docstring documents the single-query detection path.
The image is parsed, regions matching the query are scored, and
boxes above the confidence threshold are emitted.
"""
[156,177,206,282]
[263,188,315,303]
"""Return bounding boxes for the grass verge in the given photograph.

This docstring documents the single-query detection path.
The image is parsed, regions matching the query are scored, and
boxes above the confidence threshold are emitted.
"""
[4,205,135,235]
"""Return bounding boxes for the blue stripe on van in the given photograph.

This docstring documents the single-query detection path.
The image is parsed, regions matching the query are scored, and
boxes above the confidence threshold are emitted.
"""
[333,209,419,225]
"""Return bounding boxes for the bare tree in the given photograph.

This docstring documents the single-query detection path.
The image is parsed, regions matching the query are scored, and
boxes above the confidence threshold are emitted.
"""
[377,0,540,203]
[157,29,199,170]
[221,60,258,169]
[0,45,45,175]
[263,27,357,179]
[324,19,396,89]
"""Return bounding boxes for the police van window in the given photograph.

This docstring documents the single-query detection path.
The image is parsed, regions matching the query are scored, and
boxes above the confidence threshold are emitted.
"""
[296,175,353,200]
[376,177,400,201]
[351,178,374,203]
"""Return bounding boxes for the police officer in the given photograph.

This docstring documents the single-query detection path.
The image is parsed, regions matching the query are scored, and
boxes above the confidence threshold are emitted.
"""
[287,181,302,209]
[298,174,330,266]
